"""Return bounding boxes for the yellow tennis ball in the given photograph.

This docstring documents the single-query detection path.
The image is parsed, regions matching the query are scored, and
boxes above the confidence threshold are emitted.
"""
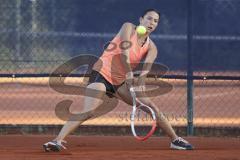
[136,25,147,35]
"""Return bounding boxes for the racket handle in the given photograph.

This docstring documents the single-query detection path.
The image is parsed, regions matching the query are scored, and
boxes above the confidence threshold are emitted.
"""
[129,87,134,92]
[129,87,134,94]
[129,87,136,97]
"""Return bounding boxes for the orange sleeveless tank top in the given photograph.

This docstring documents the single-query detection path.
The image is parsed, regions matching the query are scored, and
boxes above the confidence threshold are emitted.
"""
[93,31,150,85]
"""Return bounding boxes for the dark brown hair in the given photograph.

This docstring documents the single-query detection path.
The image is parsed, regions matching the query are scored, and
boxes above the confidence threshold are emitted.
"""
[141,9,160,18]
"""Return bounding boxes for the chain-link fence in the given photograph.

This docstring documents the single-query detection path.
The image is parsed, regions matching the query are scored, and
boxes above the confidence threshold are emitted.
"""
[0,0,239,136]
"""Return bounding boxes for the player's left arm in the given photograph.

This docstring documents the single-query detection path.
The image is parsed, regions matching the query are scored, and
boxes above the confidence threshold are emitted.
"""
[137,39,158,88]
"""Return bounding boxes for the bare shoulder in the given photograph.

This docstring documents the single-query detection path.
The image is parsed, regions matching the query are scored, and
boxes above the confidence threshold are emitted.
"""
[121,22,135,29]
[117,22,136,36]
[149,38,158,52]
[145,38,158,62]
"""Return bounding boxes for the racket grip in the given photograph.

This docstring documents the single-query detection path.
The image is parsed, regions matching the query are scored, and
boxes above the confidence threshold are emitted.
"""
[129,87,134,92]
[129,87,136,97]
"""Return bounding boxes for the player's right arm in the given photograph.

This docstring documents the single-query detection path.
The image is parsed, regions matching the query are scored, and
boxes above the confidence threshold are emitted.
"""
[118,22,135,87]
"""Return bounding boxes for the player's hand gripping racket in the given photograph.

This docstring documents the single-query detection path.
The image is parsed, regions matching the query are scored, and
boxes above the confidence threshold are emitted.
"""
[129,87,157,141]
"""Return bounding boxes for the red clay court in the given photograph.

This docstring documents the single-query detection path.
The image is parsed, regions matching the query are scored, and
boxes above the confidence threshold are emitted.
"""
[0,135,239,160]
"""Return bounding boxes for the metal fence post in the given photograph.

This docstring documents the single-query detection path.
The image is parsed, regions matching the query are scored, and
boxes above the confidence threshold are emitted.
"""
[187,0,194,136]
[16,0,21,59]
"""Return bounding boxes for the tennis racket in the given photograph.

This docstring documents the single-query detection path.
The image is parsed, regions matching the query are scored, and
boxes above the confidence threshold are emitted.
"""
[130,87,157,141]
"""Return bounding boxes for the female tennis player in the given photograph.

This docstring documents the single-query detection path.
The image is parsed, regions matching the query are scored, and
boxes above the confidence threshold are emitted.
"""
[43,9,193,151]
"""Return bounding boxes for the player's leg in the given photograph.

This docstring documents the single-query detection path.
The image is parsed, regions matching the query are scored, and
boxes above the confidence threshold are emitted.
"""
[116,83,178,140]
[135,95,193,149]
[43,82,116,152]
[55,82,107,140]
[116,83,193,150]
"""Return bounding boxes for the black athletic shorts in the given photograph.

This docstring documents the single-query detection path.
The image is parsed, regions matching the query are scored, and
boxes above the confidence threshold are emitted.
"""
[88,70,124,98]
